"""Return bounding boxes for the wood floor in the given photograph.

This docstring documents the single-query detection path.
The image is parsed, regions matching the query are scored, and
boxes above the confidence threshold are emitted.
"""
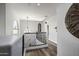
[25,43,57,56]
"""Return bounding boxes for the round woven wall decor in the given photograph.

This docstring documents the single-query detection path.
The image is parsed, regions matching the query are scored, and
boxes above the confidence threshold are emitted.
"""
[65,3,79,38]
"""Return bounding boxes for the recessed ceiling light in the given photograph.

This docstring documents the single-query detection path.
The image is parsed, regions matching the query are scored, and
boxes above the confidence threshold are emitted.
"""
[37,3,40,6]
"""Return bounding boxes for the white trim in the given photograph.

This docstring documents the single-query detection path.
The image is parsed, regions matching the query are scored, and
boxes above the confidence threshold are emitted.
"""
[47,40,57,47]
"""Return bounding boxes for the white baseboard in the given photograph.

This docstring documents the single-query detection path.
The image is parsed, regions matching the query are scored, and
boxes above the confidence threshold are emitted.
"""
[47,40,57,47]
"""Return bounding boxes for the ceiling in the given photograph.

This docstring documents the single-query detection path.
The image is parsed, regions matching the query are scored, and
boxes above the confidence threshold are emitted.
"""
[6,3,58,21]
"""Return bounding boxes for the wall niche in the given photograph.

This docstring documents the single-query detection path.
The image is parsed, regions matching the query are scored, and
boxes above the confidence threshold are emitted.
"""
[65,3,79,38]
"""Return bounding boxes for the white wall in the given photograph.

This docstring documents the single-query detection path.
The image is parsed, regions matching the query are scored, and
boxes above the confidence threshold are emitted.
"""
[0,4,6,36]
[57,3,79,56]
[6,4,19,35]
[41,16,57,43]
[6,3,57,36]
[5,3,57,36]
[20,20,41,35]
